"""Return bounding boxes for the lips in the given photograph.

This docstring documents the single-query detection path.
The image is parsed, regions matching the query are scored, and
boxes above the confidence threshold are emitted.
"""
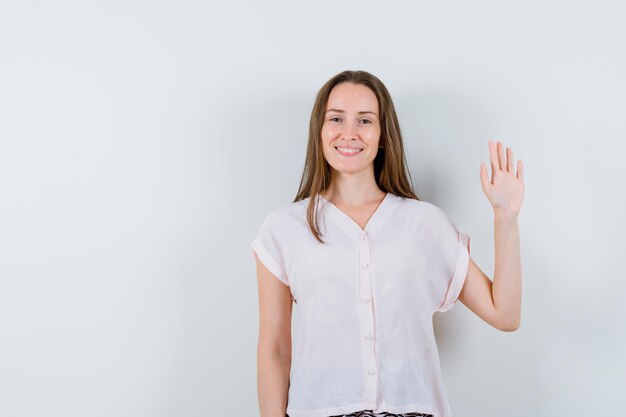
[335,146,363,156]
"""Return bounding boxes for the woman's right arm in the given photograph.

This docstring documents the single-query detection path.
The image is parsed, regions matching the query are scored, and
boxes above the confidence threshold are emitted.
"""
[255,252,292,417]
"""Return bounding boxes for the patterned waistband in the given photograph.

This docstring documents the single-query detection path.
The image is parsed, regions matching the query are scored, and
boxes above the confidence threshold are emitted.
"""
[287,410,433,417]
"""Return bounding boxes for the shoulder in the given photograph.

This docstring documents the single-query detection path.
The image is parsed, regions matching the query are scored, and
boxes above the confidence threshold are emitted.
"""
[393,194,450,221]
[264,198,308,220]
[257,197,311,232]
[391,195,460,238]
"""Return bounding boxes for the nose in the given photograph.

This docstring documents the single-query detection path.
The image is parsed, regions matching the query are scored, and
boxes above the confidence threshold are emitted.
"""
[342,121,358,141]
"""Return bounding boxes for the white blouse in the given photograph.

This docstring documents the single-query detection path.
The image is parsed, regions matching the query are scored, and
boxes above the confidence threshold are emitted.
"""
[251,192,470,417]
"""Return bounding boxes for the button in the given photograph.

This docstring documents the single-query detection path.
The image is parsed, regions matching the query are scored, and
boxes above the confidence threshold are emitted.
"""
[364,334,374,340]
[361,262,369,269]
[359,233,366,240]
[368,369,376,375]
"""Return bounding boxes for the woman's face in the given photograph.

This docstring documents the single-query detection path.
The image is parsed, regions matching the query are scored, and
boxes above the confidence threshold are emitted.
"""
[321,82,381,175]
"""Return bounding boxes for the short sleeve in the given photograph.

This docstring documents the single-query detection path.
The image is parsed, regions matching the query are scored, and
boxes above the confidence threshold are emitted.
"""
[434,210,471,313]
[250,212,290,287]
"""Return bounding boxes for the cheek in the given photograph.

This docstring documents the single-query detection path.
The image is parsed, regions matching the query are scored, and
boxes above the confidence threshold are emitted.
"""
[321,126,337,143]
[366,128,381,144]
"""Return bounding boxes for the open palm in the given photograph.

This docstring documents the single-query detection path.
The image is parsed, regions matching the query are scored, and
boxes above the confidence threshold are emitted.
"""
[480,140,525,215]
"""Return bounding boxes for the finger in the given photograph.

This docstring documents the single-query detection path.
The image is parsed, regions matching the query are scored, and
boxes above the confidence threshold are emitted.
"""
[507,147,514,174]
[497,141,506,171]
[517,160,524,181]
[489,140,499,179]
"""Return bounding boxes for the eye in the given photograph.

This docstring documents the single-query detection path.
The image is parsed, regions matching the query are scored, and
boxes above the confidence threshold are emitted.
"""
[360,119,372,125]
[329,116,342,122]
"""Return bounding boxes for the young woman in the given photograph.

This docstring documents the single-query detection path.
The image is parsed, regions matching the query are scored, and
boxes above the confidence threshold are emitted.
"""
[252,70,524,417]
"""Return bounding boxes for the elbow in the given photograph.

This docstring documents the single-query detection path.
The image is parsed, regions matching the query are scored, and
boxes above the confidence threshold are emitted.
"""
[498,318,520,332]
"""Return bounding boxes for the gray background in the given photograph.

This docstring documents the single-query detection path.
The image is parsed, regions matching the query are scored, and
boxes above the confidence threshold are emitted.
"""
[1,1,624,416]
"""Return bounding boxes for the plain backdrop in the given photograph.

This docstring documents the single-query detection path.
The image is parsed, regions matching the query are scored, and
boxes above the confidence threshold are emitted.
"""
[1,1,625,416]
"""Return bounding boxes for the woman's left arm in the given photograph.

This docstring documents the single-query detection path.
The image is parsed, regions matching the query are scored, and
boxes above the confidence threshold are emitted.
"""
[458,140,524,331]
[492,209,522,331]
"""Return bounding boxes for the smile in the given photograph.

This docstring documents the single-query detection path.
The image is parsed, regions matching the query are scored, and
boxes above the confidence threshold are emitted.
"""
[335,147,363,156]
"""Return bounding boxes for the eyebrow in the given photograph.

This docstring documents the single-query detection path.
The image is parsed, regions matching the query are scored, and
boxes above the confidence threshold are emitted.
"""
[325,109,378,116]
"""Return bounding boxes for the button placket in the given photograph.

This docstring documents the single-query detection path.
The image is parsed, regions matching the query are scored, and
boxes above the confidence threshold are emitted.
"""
[319,194,397,407]
[357,233,378,403]
[359,236,371,302]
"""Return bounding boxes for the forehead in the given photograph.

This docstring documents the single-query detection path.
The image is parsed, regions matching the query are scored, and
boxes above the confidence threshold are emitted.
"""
[326,82,379,112]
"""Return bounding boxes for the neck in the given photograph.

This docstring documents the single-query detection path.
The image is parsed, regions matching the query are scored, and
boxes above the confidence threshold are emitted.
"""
[322,168,385,207]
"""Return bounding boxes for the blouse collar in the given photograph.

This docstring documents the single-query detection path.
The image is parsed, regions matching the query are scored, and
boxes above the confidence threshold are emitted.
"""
[317,192,398,241]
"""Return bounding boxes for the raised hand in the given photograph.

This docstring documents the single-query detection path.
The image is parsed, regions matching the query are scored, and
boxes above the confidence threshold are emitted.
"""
[479,140,525,216]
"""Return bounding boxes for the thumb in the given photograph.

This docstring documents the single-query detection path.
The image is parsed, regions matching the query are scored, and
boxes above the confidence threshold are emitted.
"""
[479,162,490,189]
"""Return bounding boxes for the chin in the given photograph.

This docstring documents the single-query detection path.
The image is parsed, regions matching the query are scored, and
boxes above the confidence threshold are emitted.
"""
[330,163,372,175]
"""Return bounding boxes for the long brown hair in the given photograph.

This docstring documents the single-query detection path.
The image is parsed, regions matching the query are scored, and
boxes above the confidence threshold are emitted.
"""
[294,70,419,243]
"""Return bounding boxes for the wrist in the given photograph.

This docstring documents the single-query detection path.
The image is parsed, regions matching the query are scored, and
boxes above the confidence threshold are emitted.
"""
[494,208,519,223]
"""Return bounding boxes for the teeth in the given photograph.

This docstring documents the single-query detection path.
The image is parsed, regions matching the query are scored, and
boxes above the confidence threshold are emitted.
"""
[336,147,363,154]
